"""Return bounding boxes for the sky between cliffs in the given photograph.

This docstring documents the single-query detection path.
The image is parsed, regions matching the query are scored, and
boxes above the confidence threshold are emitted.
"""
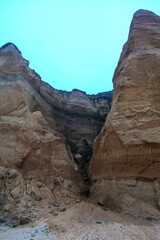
[0,0,159,94]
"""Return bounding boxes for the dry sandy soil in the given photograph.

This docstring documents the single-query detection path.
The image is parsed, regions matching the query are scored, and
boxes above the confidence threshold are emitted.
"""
[1,201,160,240]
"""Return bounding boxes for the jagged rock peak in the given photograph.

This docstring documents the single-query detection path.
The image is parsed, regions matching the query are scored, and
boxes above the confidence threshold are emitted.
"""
[0,42,22,54]
[130,9,160,30]
[0,42,30,69]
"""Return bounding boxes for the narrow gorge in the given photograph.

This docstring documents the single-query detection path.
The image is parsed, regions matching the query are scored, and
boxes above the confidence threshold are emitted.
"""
[1,8,160,240]
[0,41,112,224]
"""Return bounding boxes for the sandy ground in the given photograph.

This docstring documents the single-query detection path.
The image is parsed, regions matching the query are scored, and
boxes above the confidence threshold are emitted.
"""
[1,201,160,240]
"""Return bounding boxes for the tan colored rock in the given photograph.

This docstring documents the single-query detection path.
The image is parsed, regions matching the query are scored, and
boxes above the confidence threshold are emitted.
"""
[0,40,111,225]
[65,89,97,116]
[0,113,78,180]
[37,181,42,188]
[0,43,86,224]
[0,43,80,181]
[89,10,160,215]
[0,42,111,164]
[3,203,14,212]
[0,43,41,90]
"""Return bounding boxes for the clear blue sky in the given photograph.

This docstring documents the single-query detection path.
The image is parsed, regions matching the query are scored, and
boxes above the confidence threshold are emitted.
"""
[0,0,159,94]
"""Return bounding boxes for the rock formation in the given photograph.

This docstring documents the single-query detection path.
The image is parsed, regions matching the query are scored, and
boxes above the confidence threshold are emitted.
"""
[0,42,111,225]
[39,84,112,167]
[0,43,84,224]
[0,42,112,180]
[1,7,160,229]
[0,43,79,178]
[89,10,160,217]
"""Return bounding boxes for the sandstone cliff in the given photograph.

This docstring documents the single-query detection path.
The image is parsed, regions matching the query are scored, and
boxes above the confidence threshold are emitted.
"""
[0,43,79,178]
[0,42,112,180]
[0,42,111,224]
[0,43,84,224]
[89,10,160,217]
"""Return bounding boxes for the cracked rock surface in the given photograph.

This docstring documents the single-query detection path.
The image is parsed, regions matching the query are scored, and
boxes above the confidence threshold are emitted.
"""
[89,9,160,215]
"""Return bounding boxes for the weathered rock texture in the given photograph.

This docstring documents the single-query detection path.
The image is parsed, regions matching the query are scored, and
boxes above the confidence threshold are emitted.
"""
[40,87,112,177]
[0,43,78,224]
[0,42,111,224]
[39,85,112,167]
[0,43,112,182]
[89,10,160,217]
[0,43,79,179]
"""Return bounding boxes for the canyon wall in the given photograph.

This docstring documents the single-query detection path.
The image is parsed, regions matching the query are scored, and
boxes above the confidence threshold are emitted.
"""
[0,43,82,224]
[89,10,160,218]
[2,8,159,223]
[0,42,111,224]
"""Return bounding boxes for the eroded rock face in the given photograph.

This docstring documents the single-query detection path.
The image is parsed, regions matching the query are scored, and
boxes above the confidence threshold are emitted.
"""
[0,43,112,183]
[0,43,85,224]
[89,10,160,216]
[0,43,112,170]
[0,42,111,162]
[0,113,78,179]
[0,42,111,224]
[40,84,111,150]
[0,43,78,179]
[0,43,111,143]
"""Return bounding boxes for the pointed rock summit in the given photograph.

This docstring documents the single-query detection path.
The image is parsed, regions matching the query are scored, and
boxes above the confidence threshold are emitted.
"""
[116,9,160,71]
[133,9,158,17]
[0,42,22,54]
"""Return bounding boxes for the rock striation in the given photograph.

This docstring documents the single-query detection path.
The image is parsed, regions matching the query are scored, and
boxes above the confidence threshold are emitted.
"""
[0,43,78,179]
[89,10,160,217]
[39,84,112,157]
[0,42,111,160]
[0,43,77,224]
[0,42,112,181]
[0,42,111,224]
